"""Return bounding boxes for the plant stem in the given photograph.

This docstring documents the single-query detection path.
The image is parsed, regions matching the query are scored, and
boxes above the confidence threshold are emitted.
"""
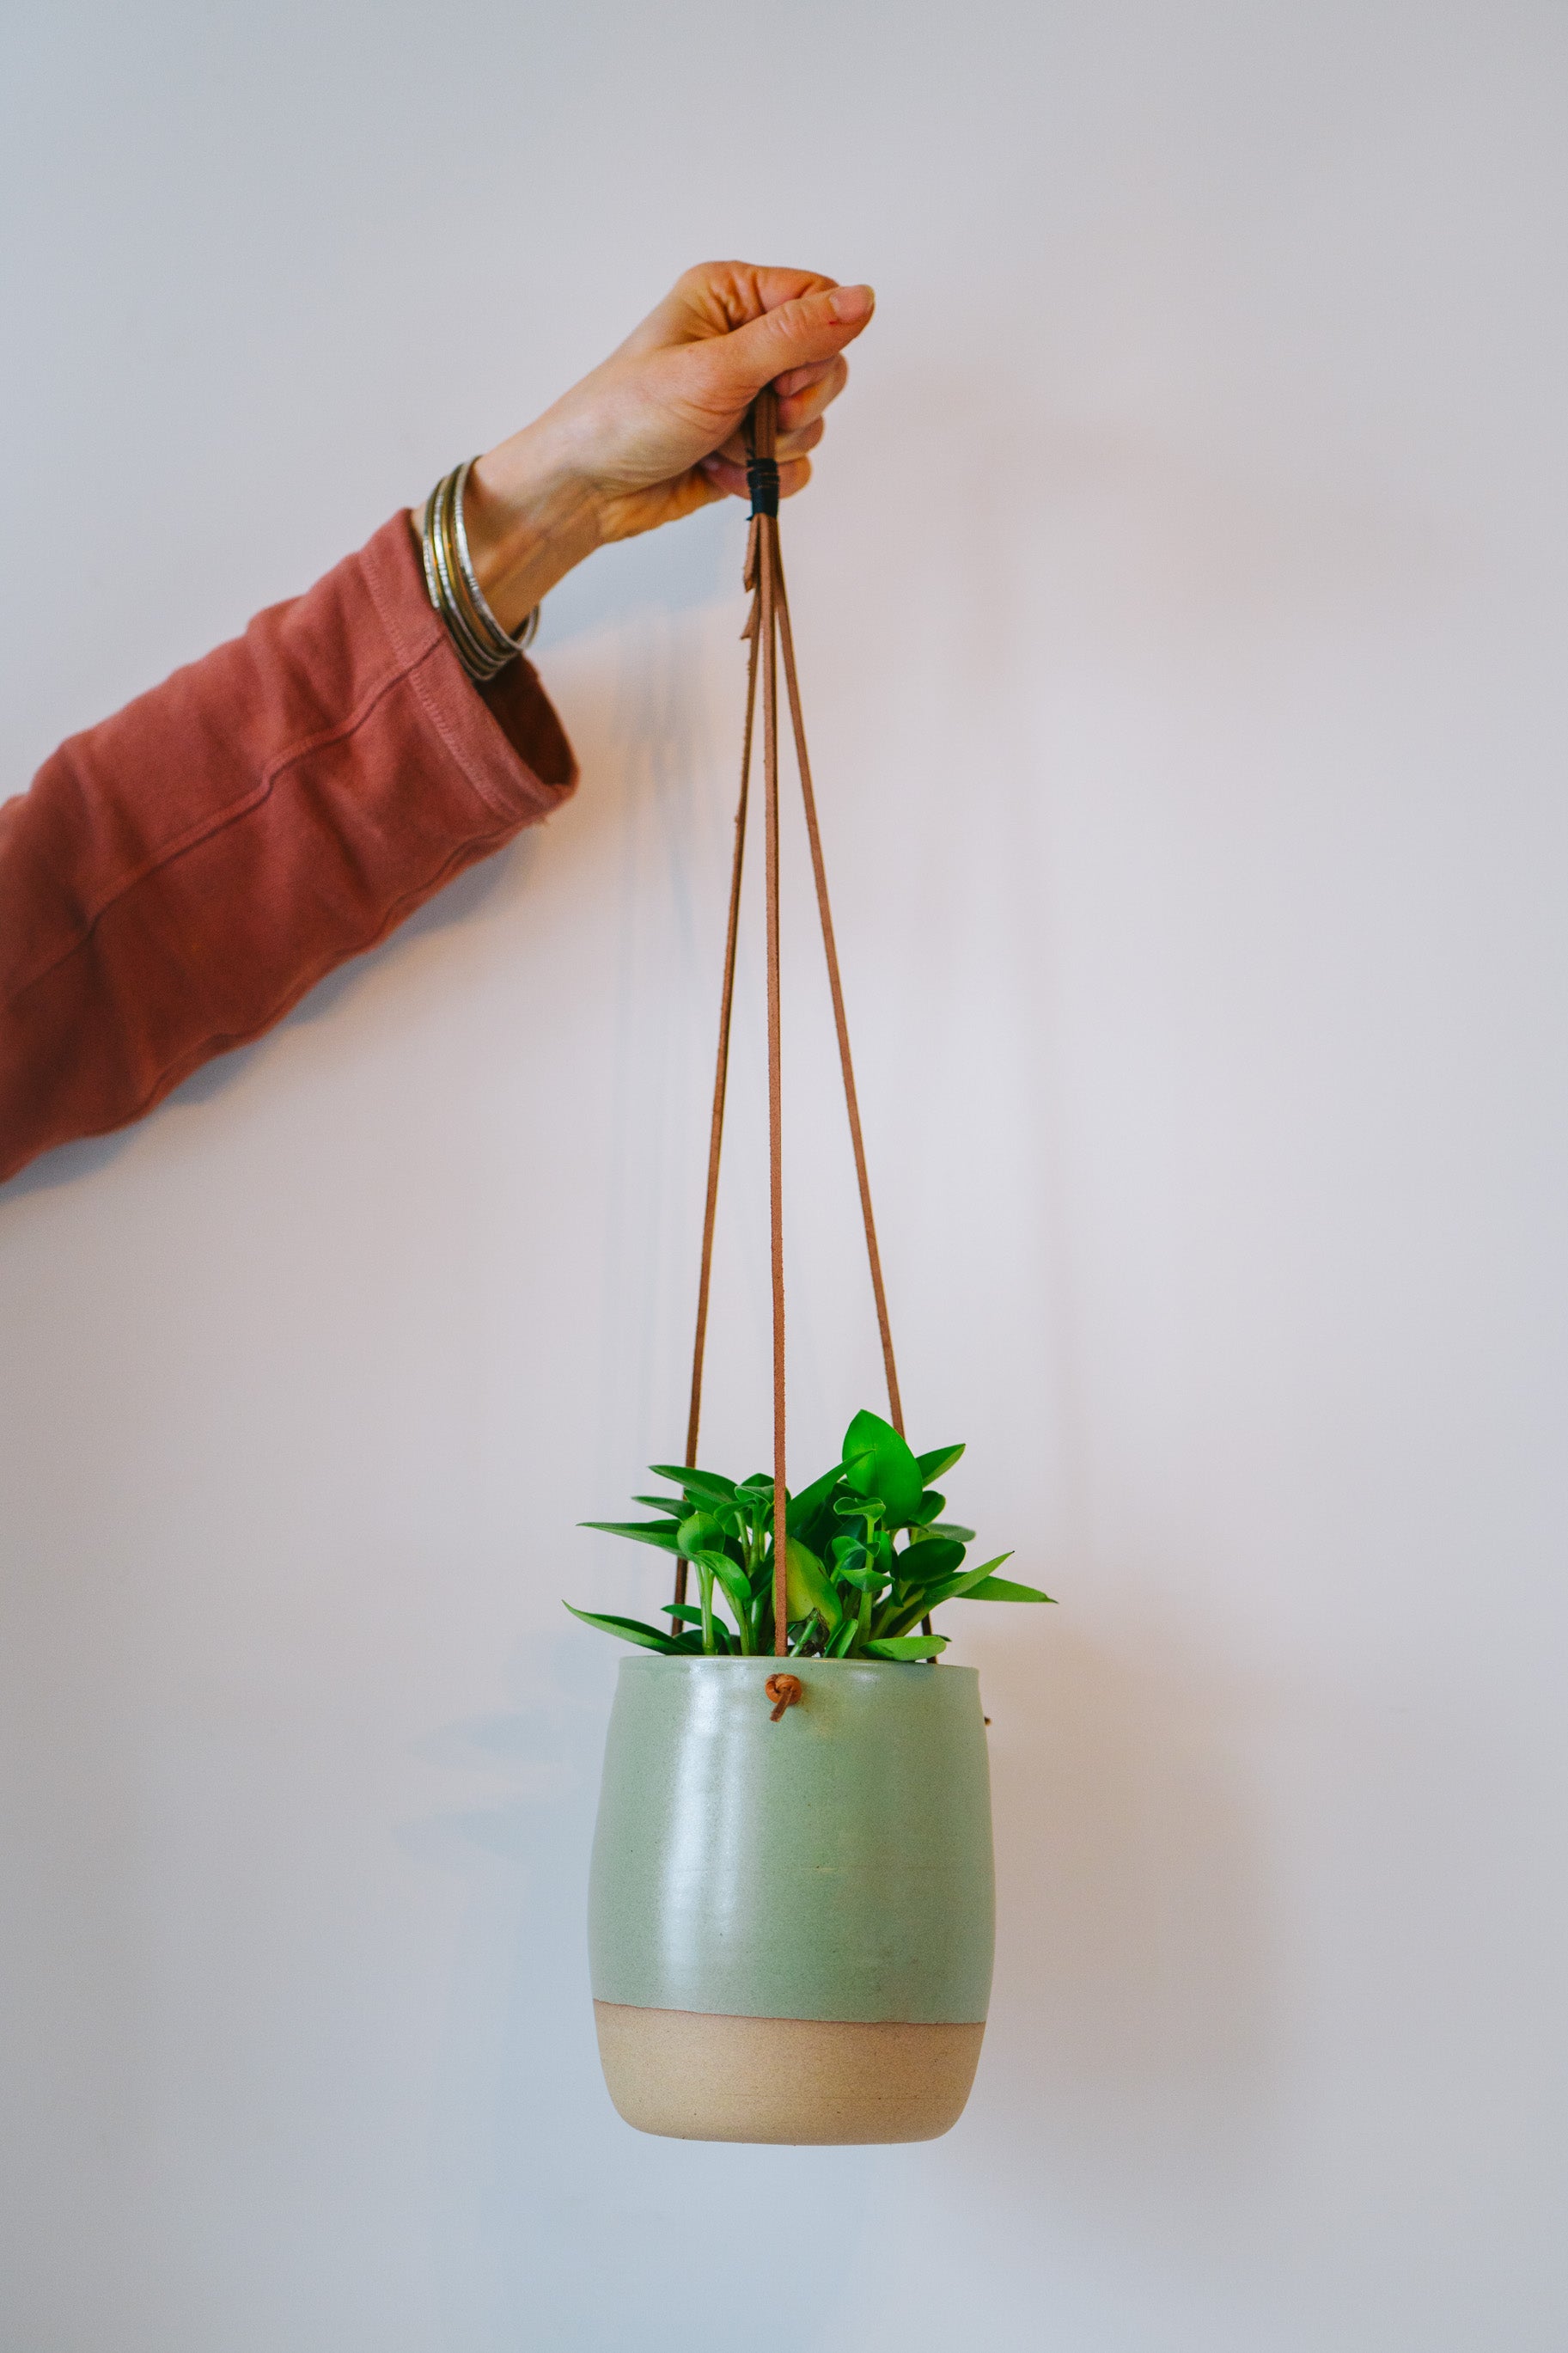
[745,1508,764,1651]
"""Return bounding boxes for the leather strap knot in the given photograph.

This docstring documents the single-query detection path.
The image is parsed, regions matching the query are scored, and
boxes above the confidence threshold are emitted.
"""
[765,1673,802,1723]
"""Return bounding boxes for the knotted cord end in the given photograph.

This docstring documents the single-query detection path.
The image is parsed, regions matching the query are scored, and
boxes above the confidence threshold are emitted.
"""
[765,1672,802,1723]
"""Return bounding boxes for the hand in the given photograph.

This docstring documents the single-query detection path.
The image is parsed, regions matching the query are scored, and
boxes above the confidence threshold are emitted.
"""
[423,262,875,634]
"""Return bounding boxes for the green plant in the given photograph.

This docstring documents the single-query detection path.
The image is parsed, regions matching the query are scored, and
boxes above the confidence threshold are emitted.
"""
[566,1409,1054,1660]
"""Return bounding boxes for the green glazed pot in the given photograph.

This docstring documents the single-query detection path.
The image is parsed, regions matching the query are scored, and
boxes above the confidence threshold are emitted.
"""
[589,1655,994,2143]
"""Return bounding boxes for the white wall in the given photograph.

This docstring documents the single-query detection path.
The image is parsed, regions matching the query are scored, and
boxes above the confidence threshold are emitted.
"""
[3,4,1565,2347]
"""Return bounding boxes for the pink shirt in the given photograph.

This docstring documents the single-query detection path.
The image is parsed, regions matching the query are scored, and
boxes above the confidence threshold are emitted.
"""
[0,515,577,1184]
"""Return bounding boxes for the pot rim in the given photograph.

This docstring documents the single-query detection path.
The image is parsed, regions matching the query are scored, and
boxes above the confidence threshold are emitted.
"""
[616,1653,979,1678]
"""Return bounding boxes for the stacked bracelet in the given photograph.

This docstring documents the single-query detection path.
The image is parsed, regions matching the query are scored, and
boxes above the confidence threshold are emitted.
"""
[420,458,540,683]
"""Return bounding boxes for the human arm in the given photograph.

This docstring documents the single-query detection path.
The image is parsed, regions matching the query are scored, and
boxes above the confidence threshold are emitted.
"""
[0,519,575,1184]
[0,262,873,1185]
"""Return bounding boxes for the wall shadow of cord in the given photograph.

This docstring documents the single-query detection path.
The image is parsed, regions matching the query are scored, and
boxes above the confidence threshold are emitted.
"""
[0,501,736,1207]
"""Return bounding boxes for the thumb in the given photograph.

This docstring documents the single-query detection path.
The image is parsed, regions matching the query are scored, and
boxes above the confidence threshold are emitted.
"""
[698,283,876,406]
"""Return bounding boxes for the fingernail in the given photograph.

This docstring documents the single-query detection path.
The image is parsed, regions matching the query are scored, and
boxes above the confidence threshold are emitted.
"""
[827,284,875,323]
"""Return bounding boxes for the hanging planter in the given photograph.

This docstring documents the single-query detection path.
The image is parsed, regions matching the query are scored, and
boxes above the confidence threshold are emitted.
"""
[590,1655,992,2144]
[566,394,1054,2144]
[573,1408,1051,2142]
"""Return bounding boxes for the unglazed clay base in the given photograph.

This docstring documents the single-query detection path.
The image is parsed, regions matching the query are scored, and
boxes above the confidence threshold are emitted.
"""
[594,2002,985,2144]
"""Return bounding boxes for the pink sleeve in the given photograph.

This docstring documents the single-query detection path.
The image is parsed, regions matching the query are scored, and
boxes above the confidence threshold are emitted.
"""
[0,513,577,1183]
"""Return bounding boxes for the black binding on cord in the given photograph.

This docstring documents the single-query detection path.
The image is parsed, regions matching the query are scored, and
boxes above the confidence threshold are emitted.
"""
[747,455,780,517]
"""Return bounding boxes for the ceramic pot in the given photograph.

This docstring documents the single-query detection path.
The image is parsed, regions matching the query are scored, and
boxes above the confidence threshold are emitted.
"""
[588,1654,994,2144]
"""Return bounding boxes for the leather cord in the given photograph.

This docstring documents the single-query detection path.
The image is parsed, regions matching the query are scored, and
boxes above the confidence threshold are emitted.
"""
[757,391,790,1655]
[674,387,905,1658]
[771,535,904,1440]
[670,557,760,1634]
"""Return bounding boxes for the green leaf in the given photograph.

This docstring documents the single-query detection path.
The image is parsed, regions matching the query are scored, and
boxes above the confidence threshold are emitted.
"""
[890,1555,1019,1628]
[649,1464,737,1506]
[697,1547,754,1628]
[786,1464,843,1526]
[827,1611,861,1658]
[834,1492,882,1519]
[915,1443,966,1484]
[831,1535,868,1580]
[906,1489,945,1526]
[842,1409,926,1525]
[632,1494,688,1515]
[876,1555,1018,1640]
[785,1538,842,1632]
[677,1512,729,1558]
[579,1519,681,1552]
[954,1574,1056,1604]
[663,1603,705,1625]
[562,1603,679,1653]
[927,1522,976,1544]
[892,1537,967,1587]
[941,1550,1014,1598]
[866,1635,949,1659]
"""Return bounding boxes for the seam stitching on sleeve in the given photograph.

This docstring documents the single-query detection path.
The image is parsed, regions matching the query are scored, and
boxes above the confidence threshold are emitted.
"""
[0,826,513,1179]
[4,638,443,1012]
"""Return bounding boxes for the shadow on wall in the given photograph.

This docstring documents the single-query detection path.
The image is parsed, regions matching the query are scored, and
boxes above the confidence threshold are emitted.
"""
[534,493,730,651]
[975,1616,1279,2206]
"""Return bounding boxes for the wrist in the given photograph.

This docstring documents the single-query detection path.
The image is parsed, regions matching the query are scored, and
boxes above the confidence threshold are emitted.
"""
[462,424,605,633]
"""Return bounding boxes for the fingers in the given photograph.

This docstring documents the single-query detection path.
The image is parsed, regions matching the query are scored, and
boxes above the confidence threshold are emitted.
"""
[772,358,833,399]
[699,451,814,503]
[706,355,846,463]
[621,260,838,357]
[673,260,839,336]
[777,416,827,462]
[709,414,826,470]
[778,454,813,501]
[576,262,868,532]
[776,354,848,435]
[693,283,875,411]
